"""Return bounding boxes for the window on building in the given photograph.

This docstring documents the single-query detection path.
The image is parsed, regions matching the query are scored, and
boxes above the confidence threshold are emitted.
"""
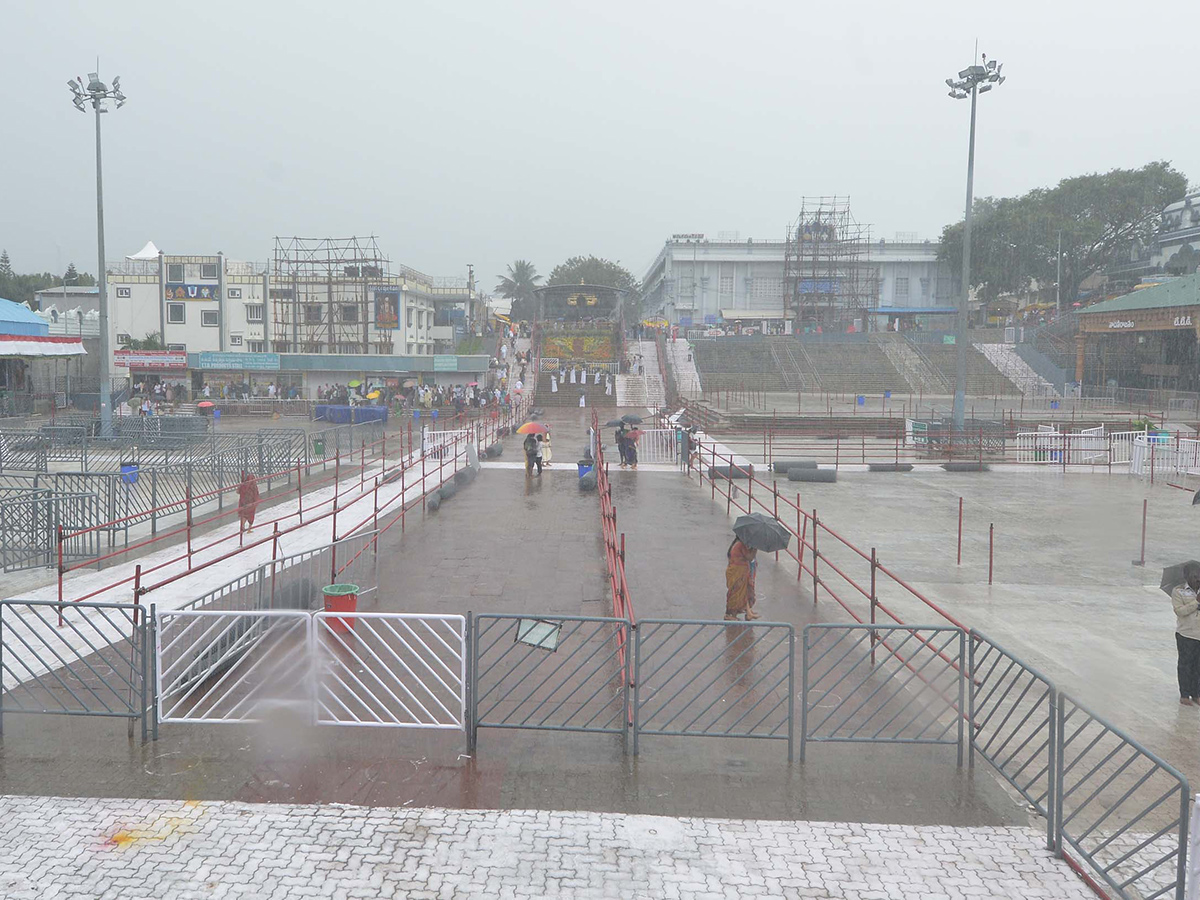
[751,277,783,300]
[719,275,734,299]
[271,340,290,353]
[116,287,131,298]
[227,287,242,300]
[407,308,414,329]
[341,304,359,323]
[920,277,930,299]
[200,263,218,280]
[304,304,323,324]
[407,343,414,354]
[201,310,219,327]
[229,334,243,346]
[894,277,910,300]
[245,303,264,322]
[167,263,184,282]
[117,333,131,345]
[303,341,323,353]
[248,341,265,353]
[167,303,185,324]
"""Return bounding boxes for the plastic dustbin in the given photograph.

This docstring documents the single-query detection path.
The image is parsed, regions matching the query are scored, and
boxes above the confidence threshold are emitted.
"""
[577,460,594,478]
[322,584,359,634]
[312,437,326,457]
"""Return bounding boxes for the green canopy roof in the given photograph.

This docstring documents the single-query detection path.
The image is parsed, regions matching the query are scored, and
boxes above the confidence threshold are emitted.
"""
[1079,273,1200,315]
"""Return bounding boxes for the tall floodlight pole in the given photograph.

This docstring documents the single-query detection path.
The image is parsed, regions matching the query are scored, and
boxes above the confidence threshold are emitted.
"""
[946,55,1004,431]
[69,70,127,438]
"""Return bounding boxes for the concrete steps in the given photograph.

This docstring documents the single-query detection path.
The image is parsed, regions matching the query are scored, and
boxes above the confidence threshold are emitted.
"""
[975,343,1059,398]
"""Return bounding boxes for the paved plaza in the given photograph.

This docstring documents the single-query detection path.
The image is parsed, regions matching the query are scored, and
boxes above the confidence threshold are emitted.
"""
[0,795,1093,900]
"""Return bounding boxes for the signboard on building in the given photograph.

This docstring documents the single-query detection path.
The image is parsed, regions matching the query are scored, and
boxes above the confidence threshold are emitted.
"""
[114,349,188,370]
[433,355,458,372]
[197,351,280,371]
[373,289,400,329]
[164,284,220,301]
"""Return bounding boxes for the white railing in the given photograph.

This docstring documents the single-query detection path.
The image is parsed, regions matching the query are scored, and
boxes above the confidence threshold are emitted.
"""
[1013,427,1110,466]
[632,429,680,465]
[1109,430,1147,465]
[1129,434,1200,478]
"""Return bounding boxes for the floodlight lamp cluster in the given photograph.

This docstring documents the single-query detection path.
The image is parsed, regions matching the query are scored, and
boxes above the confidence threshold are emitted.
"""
[68,72,127,113]
[945,54,1004,99]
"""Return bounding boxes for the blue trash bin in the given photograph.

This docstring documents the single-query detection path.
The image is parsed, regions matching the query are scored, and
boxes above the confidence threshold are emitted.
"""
[577,462,594,478]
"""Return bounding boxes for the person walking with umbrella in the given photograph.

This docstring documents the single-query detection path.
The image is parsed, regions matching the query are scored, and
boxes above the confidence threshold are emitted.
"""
[1166,561,1200,705]
[237,470,260,536]
[726,513,791,620]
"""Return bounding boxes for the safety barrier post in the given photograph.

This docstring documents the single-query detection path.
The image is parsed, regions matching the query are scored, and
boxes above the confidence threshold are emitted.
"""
[296,461,303,524]
[773,486,780,562]
[835,437,840,470]
[421,451,427,511]
[957,497,963,566]
[373,476,380,554]
[185,483,193,570]
[988,523,994,585]
[811,510,819,605]
[869,548,877,666]
[711,444,716,499]
[796,494,804,581]
[56,525,65,624]
[271,523,280,608]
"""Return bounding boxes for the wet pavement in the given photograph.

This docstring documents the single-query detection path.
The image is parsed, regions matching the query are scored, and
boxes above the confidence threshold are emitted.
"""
[0,408,1031,829]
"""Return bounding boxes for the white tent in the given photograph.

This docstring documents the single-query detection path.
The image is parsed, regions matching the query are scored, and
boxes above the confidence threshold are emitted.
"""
[126,240,161,260]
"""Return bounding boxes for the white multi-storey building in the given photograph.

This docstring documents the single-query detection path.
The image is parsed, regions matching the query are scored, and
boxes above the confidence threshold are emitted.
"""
[641,236,957,331]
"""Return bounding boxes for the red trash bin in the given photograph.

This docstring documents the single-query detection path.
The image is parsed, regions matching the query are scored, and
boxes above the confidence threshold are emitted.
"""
[322,584,359,634]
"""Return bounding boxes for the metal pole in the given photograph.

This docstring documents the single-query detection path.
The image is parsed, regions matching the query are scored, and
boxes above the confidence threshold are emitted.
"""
[952,83,979,433]
[988,523,994,585]
[811,510,819,605]
[93,99,114,438]
[957,497,963,566]
[1055,229,1062,315]
[869,548,878,667]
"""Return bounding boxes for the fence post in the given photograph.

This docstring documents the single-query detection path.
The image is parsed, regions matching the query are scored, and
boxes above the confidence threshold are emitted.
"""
[1133,498,1147,567]
[799,629,808,763]
[373,476,380,554]
[835,436,840,470]
[360,438,366,490]
[988,523,994,585]
[796,494,804,581]
[56,525,65,622]
[870,548,877,667]
[956,630,966,767]
[185,479,193,571]
[296,462,303,524]
[773,486,780,562]
[150,469,158,537]
[967,632,976,770]
[957,497,963,566]
[811,510,819,605]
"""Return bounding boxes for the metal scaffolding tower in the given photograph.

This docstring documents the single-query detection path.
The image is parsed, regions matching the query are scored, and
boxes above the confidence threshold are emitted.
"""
[783,197,878,332]
[270,236,390,354]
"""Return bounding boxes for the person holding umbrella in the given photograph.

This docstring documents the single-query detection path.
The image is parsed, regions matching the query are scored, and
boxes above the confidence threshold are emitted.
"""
[726,513,791,620]
[1166,561,1200,705]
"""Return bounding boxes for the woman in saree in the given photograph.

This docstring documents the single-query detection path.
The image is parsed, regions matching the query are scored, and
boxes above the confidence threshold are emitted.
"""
[725,536,760,620]
[237,471,260,535]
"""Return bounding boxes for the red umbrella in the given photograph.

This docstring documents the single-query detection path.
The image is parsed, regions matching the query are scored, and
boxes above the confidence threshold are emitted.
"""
[468,382,480,387]
[625,429,644,440]
[197,401,215,409]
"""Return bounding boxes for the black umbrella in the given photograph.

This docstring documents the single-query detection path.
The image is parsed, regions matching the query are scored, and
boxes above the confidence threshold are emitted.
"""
[605,419,625,427]
[621,414,643,424]
[1192,491,1200,506]
[733,512,791,553]
[1161,560,1200,596]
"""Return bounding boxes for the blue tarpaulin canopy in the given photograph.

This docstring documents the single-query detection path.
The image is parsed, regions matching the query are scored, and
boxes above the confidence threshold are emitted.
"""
[0,298,50,336]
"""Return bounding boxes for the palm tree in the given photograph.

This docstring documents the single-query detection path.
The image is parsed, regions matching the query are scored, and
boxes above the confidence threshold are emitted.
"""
[495,260,542,320]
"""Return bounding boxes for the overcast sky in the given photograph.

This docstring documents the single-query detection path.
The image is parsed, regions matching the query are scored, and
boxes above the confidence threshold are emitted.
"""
[3,0,1196,290]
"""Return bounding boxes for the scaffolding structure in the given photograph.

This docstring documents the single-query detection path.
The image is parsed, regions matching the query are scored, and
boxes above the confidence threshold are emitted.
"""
[270,236,392,355]
[783,197,878,331]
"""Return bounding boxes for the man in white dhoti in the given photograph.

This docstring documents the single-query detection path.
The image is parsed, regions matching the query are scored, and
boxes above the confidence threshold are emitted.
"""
[569,368,576,384]
[551,376,558,392]
[579,393,586,407]
[594,371,601,384]
[605,377,613,396]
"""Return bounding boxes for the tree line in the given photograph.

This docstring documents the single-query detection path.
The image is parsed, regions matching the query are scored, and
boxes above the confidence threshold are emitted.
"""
[0,250,96,307]
[494,255,642,322]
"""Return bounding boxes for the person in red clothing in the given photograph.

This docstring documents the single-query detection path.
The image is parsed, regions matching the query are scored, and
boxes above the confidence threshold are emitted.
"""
[237,471,260,535]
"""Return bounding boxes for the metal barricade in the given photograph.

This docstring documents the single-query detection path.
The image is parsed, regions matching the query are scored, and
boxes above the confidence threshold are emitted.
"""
[632,429,680,465]
[469,614,630,749]
[801,624,966,763]
[156,609,311,724]
[0,599,153,742]
[632,618,793,758]
[1057,693,1189,900]
[969,630,1057,850]
[313,612,465,729]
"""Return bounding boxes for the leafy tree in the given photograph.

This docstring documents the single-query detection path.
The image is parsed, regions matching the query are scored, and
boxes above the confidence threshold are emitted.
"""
[0,258,97,307]
[494,260,542,321]
[546,255,642,317]
[128,332,164,350]
[939,161,1188,305]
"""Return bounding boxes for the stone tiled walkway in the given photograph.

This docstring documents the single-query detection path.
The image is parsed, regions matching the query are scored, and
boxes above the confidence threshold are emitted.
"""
[0,795,1092,900]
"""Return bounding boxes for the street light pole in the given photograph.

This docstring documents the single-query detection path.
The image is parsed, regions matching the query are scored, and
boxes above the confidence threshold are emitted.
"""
[93,98,113,437]
[946,54,1004,432]
[954,84,978,433]
[69,70,127,439]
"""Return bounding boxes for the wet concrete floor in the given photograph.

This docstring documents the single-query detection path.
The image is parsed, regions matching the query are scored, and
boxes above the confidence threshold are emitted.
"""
[0,407,1028,828]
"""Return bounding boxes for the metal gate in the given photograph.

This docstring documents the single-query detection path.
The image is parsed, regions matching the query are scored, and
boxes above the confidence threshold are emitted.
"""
[632,429,680,465]
[0,599,153,741]
[633,619,794,758]
[470,614,630,748]
[156,609,312,724]
[0,490,103,572]
[313,612,465,728]
[801,624,966,763]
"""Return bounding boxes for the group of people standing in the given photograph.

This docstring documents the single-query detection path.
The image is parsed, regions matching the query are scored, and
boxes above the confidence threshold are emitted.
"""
[614,423,638,469]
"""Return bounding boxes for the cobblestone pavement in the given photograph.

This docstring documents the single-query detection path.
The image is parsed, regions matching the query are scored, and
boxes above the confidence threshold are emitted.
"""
[0,795,1093,900]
